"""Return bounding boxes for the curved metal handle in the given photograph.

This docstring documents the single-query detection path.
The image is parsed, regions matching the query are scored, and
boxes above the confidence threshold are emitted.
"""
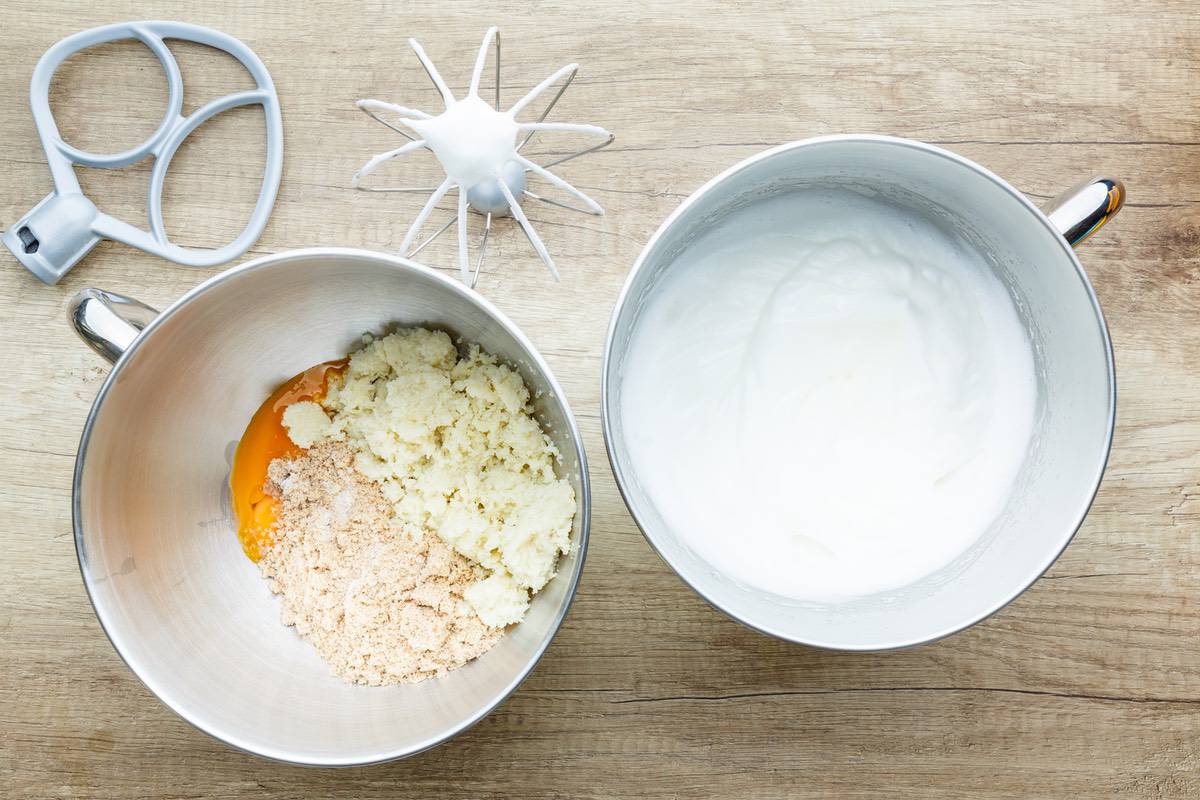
[1043,176,1125,248]
[67,288,159,364]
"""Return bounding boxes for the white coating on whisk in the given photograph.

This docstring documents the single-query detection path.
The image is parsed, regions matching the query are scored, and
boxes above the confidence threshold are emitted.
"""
[353,27,614,285]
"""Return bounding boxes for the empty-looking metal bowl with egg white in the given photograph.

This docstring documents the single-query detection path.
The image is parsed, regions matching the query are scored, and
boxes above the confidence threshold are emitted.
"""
[69,248,589,765]
[603,134,1121,650]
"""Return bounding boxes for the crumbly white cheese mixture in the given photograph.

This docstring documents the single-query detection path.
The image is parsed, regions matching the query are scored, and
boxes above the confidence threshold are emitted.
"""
[281,401,333,448]
[283,328,575,627]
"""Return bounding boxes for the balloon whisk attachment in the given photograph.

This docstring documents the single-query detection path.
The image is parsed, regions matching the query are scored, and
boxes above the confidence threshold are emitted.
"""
[353,27,614,287]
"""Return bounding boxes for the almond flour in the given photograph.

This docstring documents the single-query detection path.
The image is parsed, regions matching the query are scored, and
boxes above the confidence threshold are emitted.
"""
[259,441,500,685]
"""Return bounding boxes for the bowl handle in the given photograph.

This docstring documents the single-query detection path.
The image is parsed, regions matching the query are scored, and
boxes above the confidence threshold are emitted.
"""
[1042,176,1125,248]
[67,288,159,364]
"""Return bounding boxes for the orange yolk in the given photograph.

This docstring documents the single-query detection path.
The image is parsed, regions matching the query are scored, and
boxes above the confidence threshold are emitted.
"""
[230,360,347,561]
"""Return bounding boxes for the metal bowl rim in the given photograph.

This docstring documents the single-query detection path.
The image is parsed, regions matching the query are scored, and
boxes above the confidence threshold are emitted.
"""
[72,246,592,766]
[599,133,1116,651]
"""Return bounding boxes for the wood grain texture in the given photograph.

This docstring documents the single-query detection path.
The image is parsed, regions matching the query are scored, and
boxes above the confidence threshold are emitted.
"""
[1,0,1198,797]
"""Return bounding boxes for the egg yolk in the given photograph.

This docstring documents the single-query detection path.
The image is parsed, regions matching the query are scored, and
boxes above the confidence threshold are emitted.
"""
[230,360,347,561]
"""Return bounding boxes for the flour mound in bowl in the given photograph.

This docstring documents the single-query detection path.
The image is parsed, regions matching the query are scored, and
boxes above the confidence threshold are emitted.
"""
[260,441,501,685]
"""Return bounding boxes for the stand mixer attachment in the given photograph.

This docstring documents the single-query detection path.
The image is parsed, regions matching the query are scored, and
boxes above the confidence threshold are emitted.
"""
[353,27,614,287]
[3,21,283,285]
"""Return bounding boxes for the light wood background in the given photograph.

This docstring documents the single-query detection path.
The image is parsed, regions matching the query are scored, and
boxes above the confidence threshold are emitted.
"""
[1,1,1197,797]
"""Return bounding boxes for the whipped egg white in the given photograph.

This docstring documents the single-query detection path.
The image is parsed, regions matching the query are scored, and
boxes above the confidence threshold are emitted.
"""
[620,189,1038,601]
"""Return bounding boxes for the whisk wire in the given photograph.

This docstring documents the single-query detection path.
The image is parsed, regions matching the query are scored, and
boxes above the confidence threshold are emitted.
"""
[399,178,455,254]
[497,179,560,280]
[409,38,456,107]
[523,189,602,217]
[538,132,615,169]
[516,65,577,151]
[472,212,492,288]
[405,214,456,259]
[514,153,603,214]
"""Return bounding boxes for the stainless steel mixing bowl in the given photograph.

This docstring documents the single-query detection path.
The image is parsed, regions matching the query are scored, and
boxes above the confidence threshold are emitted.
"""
[603,135,1121,650]
[68,248,590,765]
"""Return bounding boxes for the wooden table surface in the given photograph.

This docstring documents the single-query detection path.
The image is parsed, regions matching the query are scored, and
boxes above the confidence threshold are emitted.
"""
[2,1,1197,797]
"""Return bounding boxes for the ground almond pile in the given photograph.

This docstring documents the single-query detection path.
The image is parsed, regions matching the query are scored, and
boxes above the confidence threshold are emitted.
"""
[260,441,500,685]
